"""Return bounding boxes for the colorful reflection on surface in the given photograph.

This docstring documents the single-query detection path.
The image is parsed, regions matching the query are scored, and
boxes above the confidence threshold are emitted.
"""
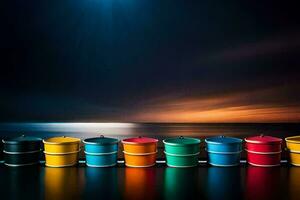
[207,167,243,200]
[44,166,84,200]
[164,167,203,200]
[124,167,158,200]
[245,166,285,200]
[83,167,119,199]
[1,164,300,199]
[288,167,300,200]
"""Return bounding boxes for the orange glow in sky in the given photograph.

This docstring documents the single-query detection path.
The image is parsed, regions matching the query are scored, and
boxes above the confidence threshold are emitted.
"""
[128,87,300,123]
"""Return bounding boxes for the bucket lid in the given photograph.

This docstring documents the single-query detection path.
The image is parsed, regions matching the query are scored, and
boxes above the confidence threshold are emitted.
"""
[122,136,158,144]
[43,136,81,144]
[163,136,200,146]
[2,135,42,145]
[205,136,242,144]
[245,134,282,144]
[83,135,119,145]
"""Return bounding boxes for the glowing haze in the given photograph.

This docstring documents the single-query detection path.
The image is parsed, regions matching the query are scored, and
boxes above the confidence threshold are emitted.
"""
[1,0,300,123]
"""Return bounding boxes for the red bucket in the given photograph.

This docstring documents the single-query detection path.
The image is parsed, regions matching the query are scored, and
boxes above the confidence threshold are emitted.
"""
[245,135,282,167]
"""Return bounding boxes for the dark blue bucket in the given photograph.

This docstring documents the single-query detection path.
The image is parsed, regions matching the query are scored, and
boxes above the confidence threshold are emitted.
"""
[205,136,242,167]
[83,135,119,167]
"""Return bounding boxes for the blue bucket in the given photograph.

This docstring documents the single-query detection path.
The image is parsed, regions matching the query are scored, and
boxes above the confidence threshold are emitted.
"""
[83,135,119,167]
[205,136,242,167]
[85,152,118,167]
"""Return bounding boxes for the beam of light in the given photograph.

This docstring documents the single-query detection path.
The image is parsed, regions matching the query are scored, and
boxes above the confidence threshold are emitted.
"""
[0,122,137,134]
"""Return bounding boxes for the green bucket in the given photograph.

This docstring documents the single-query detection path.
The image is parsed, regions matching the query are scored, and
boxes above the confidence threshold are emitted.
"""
[165,152,199,167]
[163,136,200,167]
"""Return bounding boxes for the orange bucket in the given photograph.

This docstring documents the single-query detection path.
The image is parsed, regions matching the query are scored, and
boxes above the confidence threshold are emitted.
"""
[122,137,158,167]
[123,151,157,167]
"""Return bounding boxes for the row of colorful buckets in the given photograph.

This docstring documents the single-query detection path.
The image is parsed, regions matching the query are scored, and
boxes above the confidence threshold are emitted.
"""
[1,135,300,167]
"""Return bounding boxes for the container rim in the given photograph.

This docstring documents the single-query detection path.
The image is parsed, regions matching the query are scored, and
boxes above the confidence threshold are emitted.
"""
[121,137,158,145]
[244,135,282,144]
[84,151,118,156]
[83,136,119,145]
[244,138,282,144]
[205,149,242,154]
[86,163,117,168]
[285,136,300,144]
[205,136,243,145]
[208,162,240,167]
[163,137,200,146]
[123,151,157,156]
[166,164,198,168]
[43,149,81,155]
[45,163,77,168]
[248,162,280,167]
[2,136,42,144]
[245,149,282,154]
[3,149,42,154]
[164,151,200,157]
[125,163,156,168]
[43,137,81,145]
[4,162,40,167]
[287,149,300,154]
[290,163,300,166]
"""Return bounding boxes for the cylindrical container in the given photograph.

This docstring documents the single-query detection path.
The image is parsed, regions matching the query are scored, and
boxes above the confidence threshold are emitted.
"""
[285,136,300,166]
[43,136,81,167]
[2,135,42,167]
[205,136,242,167]
[245,135,282,167]
[83,135,119,167]
[163,136,200,168]
[122,137,158,167]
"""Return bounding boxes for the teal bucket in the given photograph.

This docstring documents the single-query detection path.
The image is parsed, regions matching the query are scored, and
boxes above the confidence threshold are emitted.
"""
[165,152,199,167]
[163,136,200,168]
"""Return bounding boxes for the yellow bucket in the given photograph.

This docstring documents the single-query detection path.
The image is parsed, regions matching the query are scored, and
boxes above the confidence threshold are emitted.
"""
[43,136,81,153]
[43,136,81,167]
[44,151,80,167]
[286,136,300,151]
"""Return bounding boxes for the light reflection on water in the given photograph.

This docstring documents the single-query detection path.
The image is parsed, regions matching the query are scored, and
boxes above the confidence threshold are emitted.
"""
[1,123,299,139]
[43,166,84,200]
[0,164,300,200]
[207,167,243,200]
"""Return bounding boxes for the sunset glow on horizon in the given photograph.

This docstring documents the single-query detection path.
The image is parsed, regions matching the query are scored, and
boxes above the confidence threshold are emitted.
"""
[128,87,300,123]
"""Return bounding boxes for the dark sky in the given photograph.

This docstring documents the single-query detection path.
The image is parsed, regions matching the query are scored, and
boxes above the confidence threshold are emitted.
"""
[1,0,300,122]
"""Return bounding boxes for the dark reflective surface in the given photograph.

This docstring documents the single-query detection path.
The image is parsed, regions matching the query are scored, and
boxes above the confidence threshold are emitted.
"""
[43,166,84,200]
[206,167,243,200]
[0,163,299,200]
